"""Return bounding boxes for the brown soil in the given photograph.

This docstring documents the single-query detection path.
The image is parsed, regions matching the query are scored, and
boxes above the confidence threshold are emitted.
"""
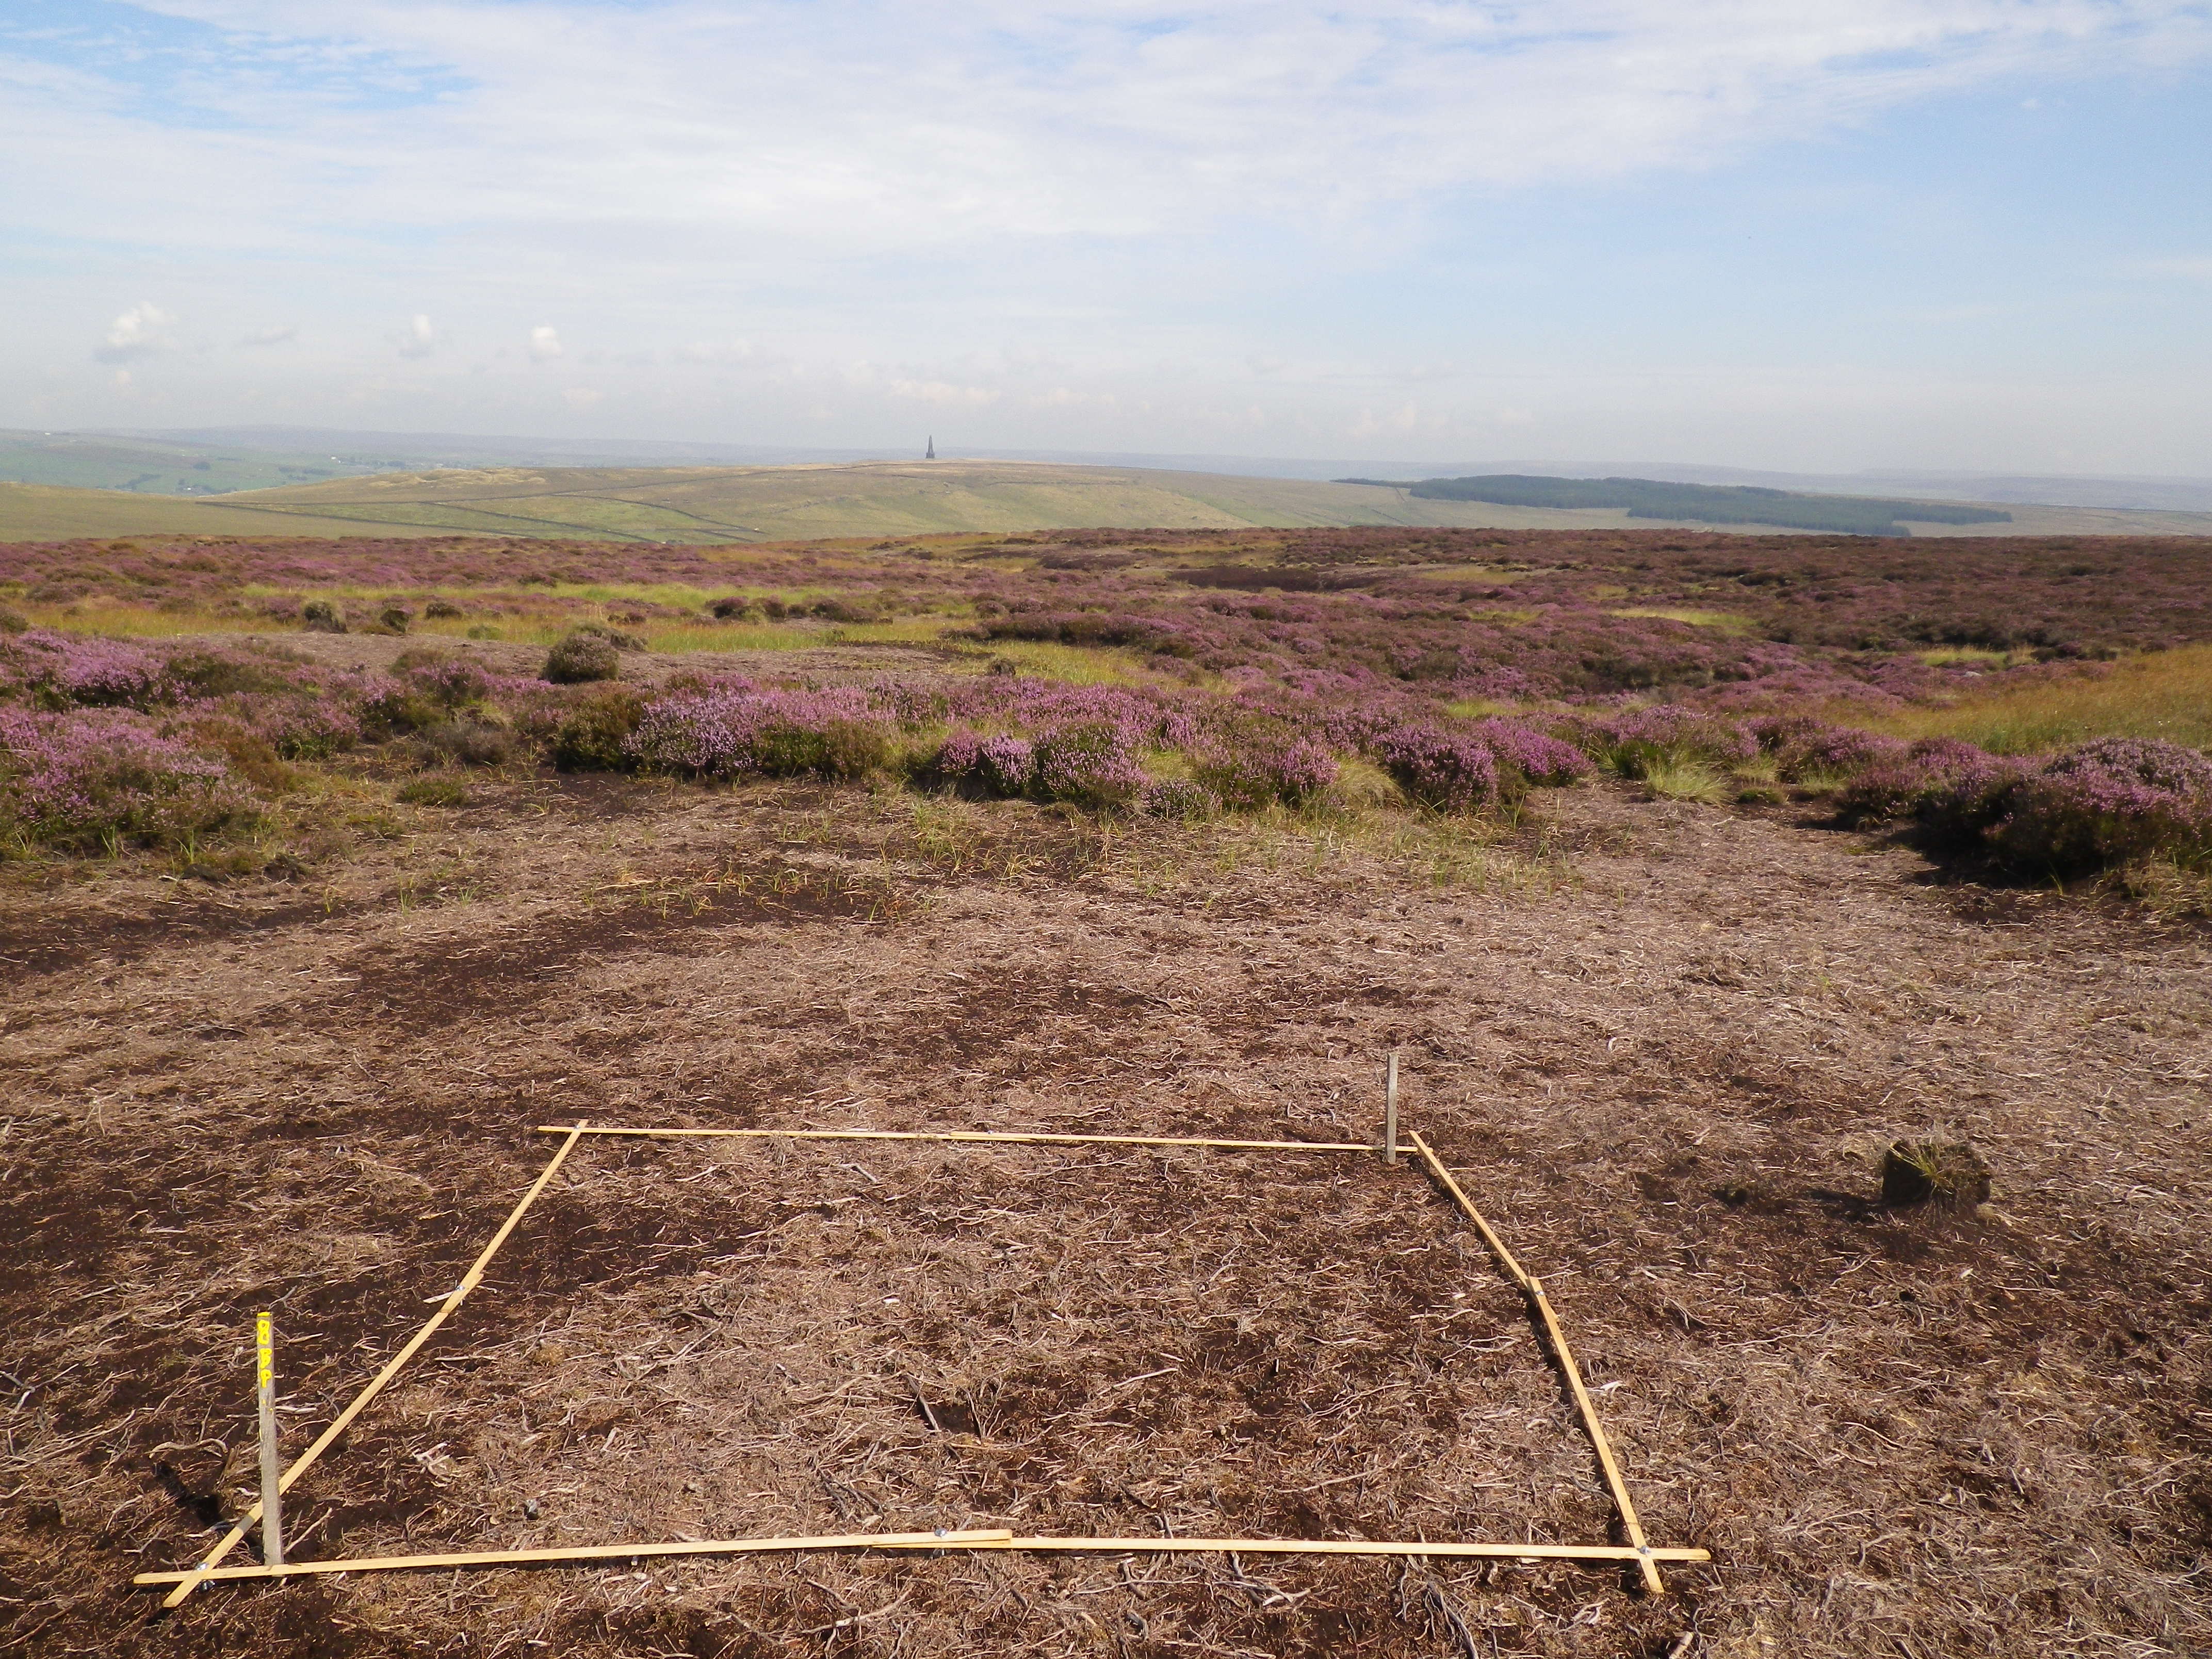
[3,766,2208,1658]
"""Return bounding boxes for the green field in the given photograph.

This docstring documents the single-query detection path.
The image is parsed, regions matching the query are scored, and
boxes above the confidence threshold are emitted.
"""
[4,458,2209,542]
[0,429,409,496]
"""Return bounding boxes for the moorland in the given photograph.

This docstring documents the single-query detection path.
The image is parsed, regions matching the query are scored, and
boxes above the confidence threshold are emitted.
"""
[8,458,2212,545]
[3,521,2209,1658]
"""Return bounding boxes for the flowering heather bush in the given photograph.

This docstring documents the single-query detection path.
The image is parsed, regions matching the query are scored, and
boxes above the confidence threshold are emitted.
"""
[1376,723,1501,809]
[1751,716,1908,783]
[977,734,1037,794]
[1185,713,1340,808]
[0,706,245,850]
[1031,722,1149,808]
[627,684,892,779]
[1375,718,1591,809]
[254,695,363,760]
[927,728,1041,795]
[1567,705,1756,779]
[1991,738,2212,873]
[0,628,171,710]
[1836,738,2024,836]
[939,678,1198,750]
[1467,720,1592,787]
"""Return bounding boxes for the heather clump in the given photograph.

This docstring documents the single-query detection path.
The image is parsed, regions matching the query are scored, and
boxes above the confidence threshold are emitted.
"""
[925,728,1038,796]
[161,648,302,702]
[0,706,247,851]
[1467,720,1591,787]
[627,684,892,779]
[1,628,172,710]
[1186,714,1340,807]
[1836,738,2024,837]
[1377,719,1589,810]
[543,627,622,684]
[394,652,502,708]
[552,685,646,771]
[256,696,362,760]
[1030,721,1149,808]
[1375,723,1500,809]
[355,676,443,738]
[1568,705,1755,779]
[418,710,517,768]
[1752,715,1907,784]
[1990,738,2212,874]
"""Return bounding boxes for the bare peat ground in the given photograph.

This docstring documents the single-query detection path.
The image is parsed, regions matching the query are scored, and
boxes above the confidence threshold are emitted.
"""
[3,771,2209,1658]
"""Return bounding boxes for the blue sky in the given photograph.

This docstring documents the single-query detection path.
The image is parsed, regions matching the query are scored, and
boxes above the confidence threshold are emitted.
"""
[5,1,2210,472]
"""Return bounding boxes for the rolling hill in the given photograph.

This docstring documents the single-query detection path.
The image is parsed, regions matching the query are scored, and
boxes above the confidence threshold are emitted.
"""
[2,459,2207,542]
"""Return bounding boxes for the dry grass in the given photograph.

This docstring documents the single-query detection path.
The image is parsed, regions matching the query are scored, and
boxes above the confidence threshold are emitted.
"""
[1605,607,1755,634]
[1637,759,1733,805]
[5,767,2209,1657]
[1853,643,2212,752]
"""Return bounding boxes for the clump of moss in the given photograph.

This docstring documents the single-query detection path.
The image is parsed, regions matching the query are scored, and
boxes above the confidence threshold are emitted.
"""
[1881,1140,1991,1213]
[0,605,27,634]
[302,600,346,634]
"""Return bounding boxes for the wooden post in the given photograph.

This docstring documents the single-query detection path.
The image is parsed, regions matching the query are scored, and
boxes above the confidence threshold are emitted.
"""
[255,1312,283,1567]
[1383,1051,1400,1164]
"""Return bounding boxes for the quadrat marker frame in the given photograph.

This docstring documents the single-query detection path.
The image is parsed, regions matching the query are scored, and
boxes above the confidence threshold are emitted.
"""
[141,1114,1711,1607]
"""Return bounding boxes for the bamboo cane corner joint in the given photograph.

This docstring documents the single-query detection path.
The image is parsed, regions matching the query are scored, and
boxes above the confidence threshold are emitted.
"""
[143,1110,1708,1603]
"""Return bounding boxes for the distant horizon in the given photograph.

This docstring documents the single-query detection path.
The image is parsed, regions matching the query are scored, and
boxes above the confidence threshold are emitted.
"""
[14,424,2212,513]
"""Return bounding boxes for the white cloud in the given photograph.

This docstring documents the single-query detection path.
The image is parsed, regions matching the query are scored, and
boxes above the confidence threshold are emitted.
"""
[97,301,174,363]
[19,2,2206,262]
[239,324,297,347]
[563,386,603,410]
[5,4,2210,469]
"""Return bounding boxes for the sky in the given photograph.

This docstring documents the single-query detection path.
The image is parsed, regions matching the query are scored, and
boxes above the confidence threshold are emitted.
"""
[5,1,2211,473]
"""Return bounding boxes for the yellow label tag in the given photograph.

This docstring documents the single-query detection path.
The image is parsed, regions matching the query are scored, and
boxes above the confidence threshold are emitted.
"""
[256,1311,273,1392]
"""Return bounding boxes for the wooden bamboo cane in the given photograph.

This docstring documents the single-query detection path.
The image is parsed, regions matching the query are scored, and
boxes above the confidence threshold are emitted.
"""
[989,1537,1707,1563]
[138,1529,1017,1585]
[1524,1276,1666,1595]
[1407,1131,1665,1595]
[1406,1131,1531,1289]
[160,1123,590,1607]
[535,1125,1375,1153]
[136,1530,1709,1585]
